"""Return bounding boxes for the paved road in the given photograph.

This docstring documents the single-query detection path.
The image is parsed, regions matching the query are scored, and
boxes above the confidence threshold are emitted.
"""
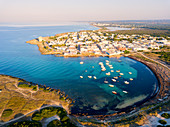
[139,52,170,70]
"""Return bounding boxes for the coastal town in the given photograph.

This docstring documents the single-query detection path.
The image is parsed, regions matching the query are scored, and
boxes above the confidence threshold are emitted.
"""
[32,31,170,57]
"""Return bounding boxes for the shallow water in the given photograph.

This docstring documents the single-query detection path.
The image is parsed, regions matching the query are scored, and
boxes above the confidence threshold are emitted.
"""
[0,25,158,115]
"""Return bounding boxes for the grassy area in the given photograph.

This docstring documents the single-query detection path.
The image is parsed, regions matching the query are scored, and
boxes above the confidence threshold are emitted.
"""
[7,121,42,127]
[1,109,13,118]
[0,75,72,122]
[47,119,62,127]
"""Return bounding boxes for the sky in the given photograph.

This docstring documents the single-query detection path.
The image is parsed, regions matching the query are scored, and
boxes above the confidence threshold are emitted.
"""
[0,0,170,23]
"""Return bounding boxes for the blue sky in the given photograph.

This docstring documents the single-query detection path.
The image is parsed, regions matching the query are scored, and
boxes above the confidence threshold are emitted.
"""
[0,0,170,23]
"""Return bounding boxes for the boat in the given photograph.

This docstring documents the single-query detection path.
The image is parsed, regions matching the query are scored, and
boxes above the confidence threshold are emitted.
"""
[129,72,132,74]
[99,62,103,65]
[106,63,109,65]
[80,76,83,78]
[130,78,133,81]
[92,66,94,68]
[111,70,114,72]
[110,67,113,69]
[102,68,106,71]
[109,65,112,67]
[109,84,114,87]
[104,81,109,84]
[88,76,92,78]
[106,72,111,75]
[85,70,87,72]
[120,73,124,75]
[118,60,122,62]
[114,76,118,79]
[112,91,117,94]
[80,62,84,64]
[124,81,129,84]
[106,60,109,63]
[94,76,97,79]
[116,70,120,72]
[112,79,116,82]
[123,91,128,93]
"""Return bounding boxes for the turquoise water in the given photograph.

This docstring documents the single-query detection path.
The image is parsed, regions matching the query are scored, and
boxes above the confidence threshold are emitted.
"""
[0,25,158,115]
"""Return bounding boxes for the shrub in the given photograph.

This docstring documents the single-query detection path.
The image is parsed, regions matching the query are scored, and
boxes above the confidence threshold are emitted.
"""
[8,121,42,127]
[161,113,170,119]
[2,109,13,118]
[158,120,167,125]
[47,120,62,127]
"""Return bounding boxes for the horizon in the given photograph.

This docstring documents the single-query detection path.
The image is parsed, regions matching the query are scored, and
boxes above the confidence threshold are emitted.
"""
[0,0,170,23]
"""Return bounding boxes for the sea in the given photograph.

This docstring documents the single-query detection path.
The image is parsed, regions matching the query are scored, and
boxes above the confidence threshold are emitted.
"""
[0,23,159,115]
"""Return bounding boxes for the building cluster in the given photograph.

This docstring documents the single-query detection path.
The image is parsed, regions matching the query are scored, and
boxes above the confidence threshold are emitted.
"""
[39,31,170,56]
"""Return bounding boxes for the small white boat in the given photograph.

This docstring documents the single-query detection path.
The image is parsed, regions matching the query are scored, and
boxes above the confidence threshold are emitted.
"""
[80,62,84,64]
[104,81,109,84]
[106,72,111,75]
[130,78,133,81]
[109,84,114,87]
[102,68,106,71]
[112,79,116,82]
[129,72,132,74]
[80,76,83,78]
[114,76,118,79]
[123,91,128,93]
[120,73,124,75]
[116,70,120,72]
[109,65,112,67]
[85,70,87,72]
[88,76,92,78]
[106,60,109,63]
[110,67,113,69]
[124,81,129,84]
[111,70,114,72]
[99,62,103,65]
[106,63,109,65]
[92,66,94,68]
[94,76,97,79]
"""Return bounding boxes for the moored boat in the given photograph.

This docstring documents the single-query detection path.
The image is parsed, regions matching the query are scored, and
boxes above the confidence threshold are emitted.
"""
[129,72,132,74]
[80,61,84,64]
[106,72,111,75]
[130,78,133,81]
[123,91,128,93]
[80,76,83,78]
[109,84,114,87]
[112,79,116,82]
[94,76,97,79]
[124,81,129,84]
[116,70,120,72]
[120,73,124,75]
[104,81,109,84]
[114,76,118,79]
[111,70,114,72]
[112,91,117,94]
[88,76,92,78]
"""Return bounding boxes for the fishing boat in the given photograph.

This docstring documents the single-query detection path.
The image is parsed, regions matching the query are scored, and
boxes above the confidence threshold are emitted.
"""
[80,76,83,78]
[110,67,113,69]
[104,81,109,84]
[123,91,128,93]
[106,60,109,63]
[106,72,111,75]
[102,68,106,71]
[130,78,133,81]
[116,70,120,72]
[109,65,112,67]
[120,73,124,75]
[106,63,109,65]
[112,91,117,94]
[94,76,97,79]
[99,62,103,65]
[114,76,118,79]
[112,79,116,82]
[109,84,114,87]
[124,81,129,84]
[80,62,84,64]
[88,76,92,78]
[111,70,114,72]
[129,72,132,74]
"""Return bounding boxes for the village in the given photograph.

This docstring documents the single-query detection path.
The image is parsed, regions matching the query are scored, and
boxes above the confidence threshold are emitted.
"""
[37,31,170,57]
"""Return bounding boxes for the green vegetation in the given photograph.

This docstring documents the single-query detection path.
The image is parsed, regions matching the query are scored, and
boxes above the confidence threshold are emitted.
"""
[32,107,76,127]
[18,83,37,91]
[124,50,130,54]
[47,120,62,127]
[1,109,13,118]
[32,107,67,121]
[161,113,170,119]
[8,121,42,127]
[153,51,170,63]
[158,120,167,126]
